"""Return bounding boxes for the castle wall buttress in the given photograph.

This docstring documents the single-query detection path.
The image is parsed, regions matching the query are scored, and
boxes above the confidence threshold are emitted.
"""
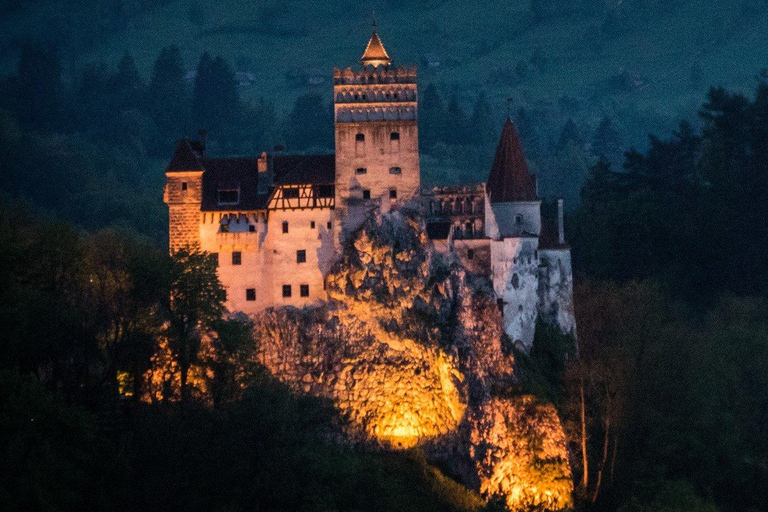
[164,171,203,252]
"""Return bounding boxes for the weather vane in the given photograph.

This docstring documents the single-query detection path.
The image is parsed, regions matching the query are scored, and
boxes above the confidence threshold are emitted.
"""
[372,9,376,28]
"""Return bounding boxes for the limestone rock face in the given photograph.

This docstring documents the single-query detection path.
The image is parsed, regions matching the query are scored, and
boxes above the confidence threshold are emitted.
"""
[252,211,573,510]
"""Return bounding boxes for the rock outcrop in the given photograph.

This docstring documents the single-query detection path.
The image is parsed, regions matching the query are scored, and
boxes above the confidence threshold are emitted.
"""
[252,211,573,510]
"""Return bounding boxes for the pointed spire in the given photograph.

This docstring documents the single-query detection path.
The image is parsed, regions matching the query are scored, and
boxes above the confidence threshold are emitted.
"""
[486,117,538,203]
[360,22,391,68]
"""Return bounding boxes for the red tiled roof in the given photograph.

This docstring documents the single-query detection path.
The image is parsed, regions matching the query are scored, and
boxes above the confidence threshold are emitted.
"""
[486,118,538,203]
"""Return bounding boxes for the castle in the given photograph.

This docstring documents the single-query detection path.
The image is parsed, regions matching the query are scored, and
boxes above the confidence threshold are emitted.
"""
[163,27,575,350]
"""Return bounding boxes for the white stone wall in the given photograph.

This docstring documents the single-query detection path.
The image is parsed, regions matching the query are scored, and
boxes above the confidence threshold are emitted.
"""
[265,208,335,308]
[537,248,576,338]
[198,211,271,315]
[489,201,542,238]
[490,237,541,351]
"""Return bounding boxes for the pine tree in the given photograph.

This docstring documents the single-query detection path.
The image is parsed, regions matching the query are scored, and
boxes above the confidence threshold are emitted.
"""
[148,45,188,154]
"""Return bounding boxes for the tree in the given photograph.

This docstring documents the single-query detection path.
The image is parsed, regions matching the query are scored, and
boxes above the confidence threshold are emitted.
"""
[192,53,240,150]
[419,83,446,148]
[282,93,332,151]
[468,92,496,146]
[148,45,188,155]
[165,247,225,402]
[445,95,468,145]
[14,42,63,131]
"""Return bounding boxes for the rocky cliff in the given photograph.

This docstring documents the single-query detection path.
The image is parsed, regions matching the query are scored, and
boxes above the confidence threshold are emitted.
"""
[252,211,573,511]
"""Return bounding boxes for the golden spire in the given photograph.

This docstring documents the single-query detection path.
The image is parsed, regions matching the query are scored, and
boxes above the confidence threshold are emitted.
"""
[360,21,391,68]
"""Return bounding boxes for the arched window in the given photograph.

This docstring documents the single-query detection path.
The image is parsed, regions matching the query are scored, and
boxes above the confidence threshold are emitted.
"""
[511,273,520,289]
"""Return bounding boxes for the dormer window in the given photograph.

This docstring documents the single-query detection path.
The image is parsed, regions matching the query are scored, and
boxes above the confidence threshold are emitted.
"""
[355,133,365,142]
[282,187,300,199]
[515,214,523,224]
[218,187,239,205]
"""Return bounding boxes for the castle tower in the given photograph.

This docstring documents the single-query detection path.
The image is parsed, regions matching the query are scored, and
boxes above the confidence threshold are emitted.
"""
[485,117,542,351]
[163,139,205,252]
[333,25,420,229]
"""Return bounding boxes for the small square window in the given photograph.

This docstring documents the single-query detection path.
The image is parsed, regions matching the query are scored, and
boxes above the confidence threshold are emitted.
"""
[390,132,400,140]
[363,189,371,200]
[356,167,367,175]
[283,188,300,199]
[282,221,289,233]
[327,222,332,230]
[297,250,306,263]
[232,251,241,265]
[300,284,309,297]
[211,252,219,267]
[389,189,397,199]
[248,225,256,232]
[310,221,316,229]
[282,285,292,298]
[389,167,402,175]
[246,288,256,301]
[467,249,475,260]
[181,182,188,191]
[355,133,365,141]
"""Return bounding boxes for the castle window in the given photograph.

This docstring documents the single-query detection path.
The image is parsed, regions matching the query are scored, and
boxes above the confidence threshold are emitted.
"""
[355,133,365,141]
[246,289,256,301]
[282,285,292,298]
[316,185,334,198]
[389,166,402,175]
[515,214,523,224]
[300,284,309,297]
[181,182,187,191]
[283,188,300,199]
[394,92,399,99]
[327,221,332,229]
[467,249,475,260]
[311,221,316,229]
[218,188,239,205]
[390,132,400,140]
[362,94,367,100]
[363,189,371,200]
[220,222,229,233]
[354,93,359,100]
[356,167,367,175]
[232,251,242,265]
[282,221,289,233]
[249,225,256,232]
[511,273,520,289]
[389,189,397,199]
[466,222,473,236]
[297,250,306,263]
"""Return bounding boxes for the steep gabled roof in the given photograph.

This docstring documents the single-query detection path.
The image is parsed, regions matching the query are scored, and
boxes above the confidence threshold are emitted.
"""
[166,139,204,172]
[272,154,335,185]
[200,157,267,211]
[360,27,391,68]
[486,118,538,203]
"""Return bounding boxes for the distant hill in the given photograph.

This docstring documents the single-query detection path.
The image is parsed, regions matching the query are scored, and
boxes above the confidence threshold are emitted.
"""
[2,0,767,195]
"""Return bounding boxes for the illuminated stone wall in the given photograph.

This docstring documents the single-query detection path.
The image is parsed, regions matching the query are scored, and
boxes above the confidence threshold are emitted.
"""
[251,212,573,510]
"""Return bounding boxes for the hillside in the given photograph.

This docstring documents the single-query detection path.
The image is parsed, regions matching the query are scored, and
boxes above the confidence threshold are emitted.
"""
[2,0,767,140]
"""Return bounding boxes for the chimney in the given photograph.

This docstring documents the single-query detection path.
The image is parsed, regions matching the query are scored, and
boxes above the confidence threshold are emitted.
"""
[257,151,268,173]
[198,129,208,154]
[557,198,565,245]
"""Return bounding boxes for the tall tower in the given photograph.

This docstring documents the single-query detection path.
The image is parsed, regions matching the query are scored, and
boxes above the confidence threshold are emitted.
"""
[333,25,420,226]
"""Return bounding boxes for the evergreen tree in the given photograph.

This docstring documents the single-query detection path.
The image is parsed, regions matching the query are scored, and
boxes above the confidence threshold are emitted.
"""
[283,93,332,151]
[148,45,188,155]
[445,95,468,145]
[419,83,445,148]
[591,116,623,164]
[469,92,496,146]
[191,53,240,149]
[14,42,63,131]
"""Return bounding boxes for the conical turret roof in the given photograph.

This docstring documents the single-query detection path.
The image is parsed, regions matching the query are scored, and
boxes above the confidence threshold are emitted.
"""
[486,117,538,203]
[360,26,391,68]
